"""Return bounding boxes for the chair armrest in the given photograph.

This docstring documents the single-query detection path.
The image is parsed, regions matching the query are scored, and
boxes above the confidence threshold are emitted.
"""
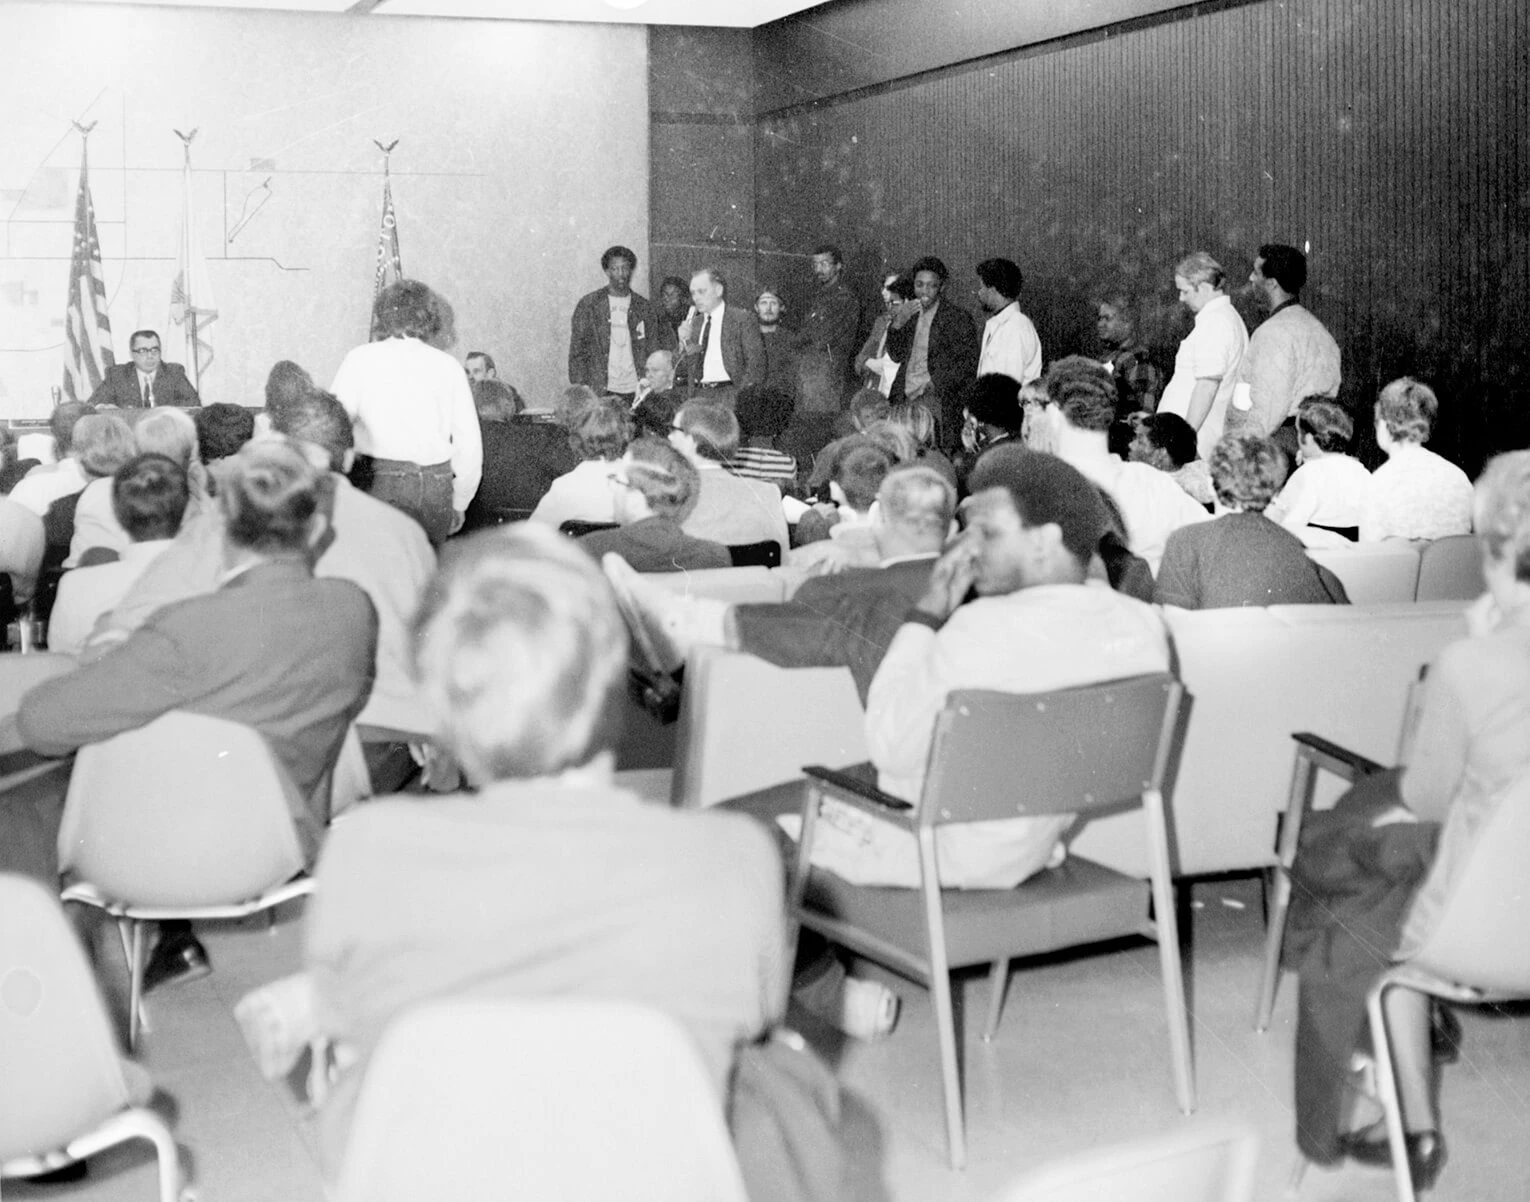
[1290,732,1388,782]
[802,762,916,828]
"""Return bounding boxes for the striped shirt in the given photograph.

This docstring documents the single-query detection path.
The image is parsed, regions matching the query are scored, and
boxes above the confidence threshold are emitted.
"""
[730,447,798,493]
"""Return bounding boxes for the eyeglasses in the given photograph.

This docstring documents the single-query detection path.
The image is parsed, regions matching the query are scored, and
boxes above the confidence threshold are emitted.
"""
[131,345,161,356]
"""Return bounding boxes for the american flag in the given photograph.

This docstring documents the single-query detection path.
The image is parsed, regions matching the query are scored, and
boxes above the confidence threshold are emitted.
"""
[62,146,114,402]
[373,168,402,300]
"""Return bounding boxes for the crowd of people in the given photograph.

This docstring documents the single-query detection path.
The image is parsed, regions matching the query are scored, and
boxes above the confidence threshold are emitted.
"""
[0,236,1522,1198]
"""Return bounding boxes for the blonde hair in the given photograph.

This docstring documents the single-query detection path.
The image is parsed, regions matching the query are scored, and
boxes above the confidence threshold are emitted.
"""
[1474,450,1530,582]
[411,525,628,783]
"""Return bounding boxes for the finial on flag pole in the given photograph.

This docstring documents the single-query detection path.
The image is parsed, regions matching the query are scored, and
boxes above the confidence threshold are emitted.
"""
[71,118,98,139]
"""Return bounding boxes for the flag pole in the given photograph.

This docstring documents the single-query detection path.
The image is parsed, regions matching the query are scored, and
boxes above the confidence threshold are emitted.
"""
[173,128,200,391]
[372,139,401,312]
[62,118,113,406]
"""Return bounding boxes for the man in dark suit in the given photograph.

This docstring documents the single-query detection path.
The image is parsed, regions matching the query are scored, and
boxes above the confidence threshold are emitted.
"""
[602,463,955,701]
[677,267,767,409]
[10,437,377,988]
[88,329,200,408]
[886,256,979,451]
[567,246,674,400]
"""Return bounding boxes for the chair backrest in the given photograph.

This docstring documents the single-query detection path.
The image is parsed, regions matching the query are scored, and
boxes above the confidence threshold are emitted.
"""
[1306,541,1421,603]
[919,675,1180,826]
[334,998,748,1202]
[989,1122,1258,1202]
[559,519,619,539]
[0,874,134,1160]
[1408,773,1530,993]
[58,711,306,907]
[1414,533,1486,602]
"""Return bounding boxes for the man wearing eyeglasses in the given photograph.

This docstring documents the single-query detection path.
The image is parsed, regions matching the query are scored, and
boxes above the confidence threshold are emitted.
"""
[88,329,201,409]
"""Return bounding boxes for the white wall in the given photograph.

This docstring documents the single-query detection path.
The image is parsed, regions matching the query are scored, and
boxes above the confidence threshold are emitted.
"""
[0,1,650,416]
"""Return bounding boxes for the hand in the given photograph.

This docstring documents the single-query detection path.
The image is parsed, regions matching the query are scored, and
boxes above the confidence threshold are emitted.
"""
[960,415,980,454]
[915,535,980,621]
[889,299,922,329]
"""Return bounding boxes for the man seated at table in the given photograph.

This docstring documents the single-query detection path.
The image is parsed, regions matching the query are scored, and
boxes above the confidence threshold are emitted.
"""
[8,438,377,987]
[301,524,787,1176]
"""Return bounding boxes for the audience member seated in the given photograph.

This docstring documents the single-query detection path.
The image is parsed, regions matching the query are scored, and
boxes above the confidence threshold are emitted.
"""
[9,402,93,518]
[300,524,787,1176]
[789,447,1171,896]
[630,350,685,439]
[1360,376,1474,542]
[885,400,956,489]
[577,437,730,573]
[460,378,533,532]
[0,494,44,611]
[38,415,136,614]
[790,440,896,567]
[1265,397,1373,546]
[1040,356,1210,574]
[83,393,435,776]
[49,455,189,656]
[1154,432,1347,609]
[195,402,256,464]
[605,463,956,698]
[0,426,40,495]
[11,437,378,990]
[731,383,799,493]
[265,358,315,410]
[1018,381,1057,455]
[671,402,789,560]
[68,407,206,567]
[952,372,1026,486]
[1127,411,1215,507]
[1283,450,1530,1189]
[527,395,631,529]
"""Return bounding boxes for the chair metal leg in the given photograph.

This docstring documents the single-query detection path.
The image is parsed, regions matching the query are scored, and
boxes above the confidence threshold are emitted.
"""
[1256,750,1321,1031]
[917,829,965,1170]
[785,784,824,972]
[127,920,146,1052]
[1144,789,1195,1115]
[982,959,1007,1042]
[1366,974,1419,1202]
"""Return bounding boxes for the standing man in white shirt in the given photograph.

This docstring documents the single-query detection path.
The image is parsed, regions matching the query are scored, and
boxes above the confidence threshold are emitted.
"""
[330,279,482,545]
[1157,251,1248,460]
[567,245,673,402]
[677,267,767,410]
[1226,244,1341,444]
[974,257,1042,386]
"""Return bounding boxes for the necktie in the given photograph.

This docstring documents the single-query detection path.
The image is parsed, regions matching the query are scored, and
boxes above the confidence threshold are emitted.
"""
[144,377,154,407]
[698,314,712,360]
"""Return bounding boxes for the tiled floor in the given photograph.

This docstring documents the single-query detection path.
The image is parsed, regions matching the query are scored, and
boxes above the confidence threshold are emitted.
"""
[9,878,1529,1201]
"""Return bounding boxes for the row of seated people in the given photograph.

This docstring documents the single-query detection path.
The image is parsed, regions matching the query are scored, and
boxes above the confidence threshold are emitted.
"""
[3,347,1525,1194]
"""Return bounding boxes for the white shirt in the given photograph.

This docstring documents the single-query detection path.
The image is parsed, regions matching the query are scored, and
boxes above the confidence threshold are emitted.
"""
[1360,443,1474,542]
[699,304,730,384]
[862,583,1170,888]
[330,336,484,513]
[1267,453,1373,546]
[527,459,622,529]
[1158,294,1249,459]
[606,294,638,394]
[66,476,128,567]
[48,540,174,656]
[9,458,88,518]
[977,302,1042,384]
[1064,451,1211,575]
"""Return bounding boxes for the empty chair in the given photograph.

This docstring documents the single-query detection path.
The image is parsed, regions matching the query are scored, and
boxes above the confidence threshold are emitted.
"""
[786,674,1194,1169]
[990,1122,1258,1202]
[1414,534,1485,601]
[57,711,316,1049]
[0,874,187,1201]
[1366,772,1530,1202]
[334,998,748,1202]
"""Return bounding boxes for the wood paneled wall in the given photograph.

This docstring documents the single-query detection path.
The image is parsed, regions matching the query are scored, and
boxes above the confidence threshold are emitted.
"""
[753,0,1530,469]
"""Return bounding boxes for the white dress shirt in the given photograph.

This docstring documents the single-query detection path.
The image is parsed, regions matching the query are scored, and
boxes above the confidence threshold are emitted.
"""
[1158,294,1249,459]
[977,302,1042,384]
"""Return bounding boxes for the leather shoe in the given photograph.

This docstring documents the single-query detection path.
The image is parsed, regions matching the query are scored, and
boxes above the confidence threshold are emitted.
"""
[142,934,212,994]
[1339,1124,1447,1191]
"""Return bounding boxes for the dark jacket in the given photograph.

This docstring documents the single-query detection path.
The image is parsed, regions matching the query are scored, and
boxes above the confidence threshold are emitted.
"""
[682,303,768,391]
[885,301,979,410]
[577,516,730,573]
[568,289,675,392]
[461,416,578,531]
[88,361,200,408]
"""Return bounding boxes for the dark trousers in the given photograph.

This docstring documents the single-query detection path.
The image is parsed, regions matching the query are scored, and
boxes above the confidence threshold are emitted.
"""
[363,457,454,545]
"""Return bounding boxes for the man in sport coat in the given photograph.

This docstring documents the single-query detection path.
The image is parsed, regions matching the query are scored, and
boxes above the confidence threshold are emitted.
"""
[568,246,674,399]
[677,267,767,409]
[886,256,979,451]
[88,329,201,408]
